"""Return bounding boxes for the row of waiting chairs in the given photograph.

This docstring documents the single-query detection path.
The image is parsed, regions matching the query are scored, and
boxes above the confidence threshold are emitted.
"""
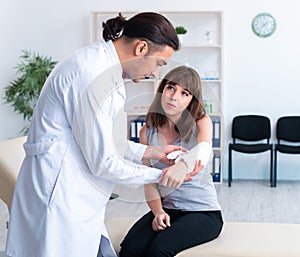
[228,115,300,188]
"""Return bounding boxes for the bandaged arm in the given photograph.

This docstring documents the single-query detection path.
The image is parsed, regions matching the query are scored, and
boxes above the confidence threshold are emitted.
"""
[177,141,213,174]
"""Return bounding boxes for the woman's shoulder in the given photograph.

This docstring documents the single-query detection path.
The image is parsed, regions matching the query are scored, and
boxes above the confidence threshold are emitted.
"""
[196,114,212,129]
[196,114,212,123]
[142,125,157,142]
[144,125,156,136]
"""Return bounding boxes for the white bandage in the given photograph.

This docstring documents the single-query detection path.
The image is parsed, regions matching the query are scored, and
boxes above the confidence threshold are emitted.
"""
[178,142,213,174]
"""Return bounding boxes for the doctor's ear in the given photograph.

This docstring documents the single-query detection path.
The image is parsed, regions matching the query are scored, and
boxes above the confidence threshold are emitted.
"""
[135,41,149,56]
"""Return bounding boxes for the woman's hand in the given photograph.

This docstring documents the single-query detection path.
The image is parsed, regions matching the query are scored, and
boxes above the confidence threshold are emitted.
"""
[184,160,204,182]
[152,211,171,231]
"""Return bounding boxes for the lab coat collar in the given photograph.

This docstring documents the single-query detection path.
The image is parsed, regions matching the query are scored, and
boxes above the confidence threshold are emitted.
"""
[104,40,126,99]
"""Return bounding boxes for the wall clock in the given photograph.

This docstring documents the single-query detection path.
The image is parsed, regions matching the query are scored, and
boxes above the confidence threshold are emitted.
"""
[252,13,277,38]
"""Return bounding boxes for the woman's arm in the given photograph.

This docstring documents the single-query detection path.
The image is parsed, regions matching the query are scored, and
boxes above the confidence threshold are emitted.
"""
[178,115,213,178]
[140,125,171,231]
[196,114,213,144]
[144,183,170,231]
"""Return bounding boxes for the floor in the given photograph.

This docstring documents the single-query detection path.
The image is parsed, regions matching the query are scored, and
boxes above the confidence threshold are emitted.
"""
[1,179,300,253]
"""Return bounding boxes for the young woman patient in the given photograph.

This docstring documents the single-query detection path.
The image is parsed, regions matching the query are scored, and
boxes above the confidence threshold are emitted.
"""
[119,66,223,257]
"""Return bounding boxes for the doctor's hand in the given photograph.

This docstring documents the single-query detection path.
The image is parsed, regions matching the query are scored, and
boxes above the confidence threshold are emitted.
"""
[143,145,187,165]
[157,161,187,189]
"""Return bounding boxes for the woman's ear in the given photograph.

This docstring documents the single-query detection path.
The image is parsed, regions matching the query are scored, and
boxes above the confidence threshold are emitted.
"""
[135,40,149,56]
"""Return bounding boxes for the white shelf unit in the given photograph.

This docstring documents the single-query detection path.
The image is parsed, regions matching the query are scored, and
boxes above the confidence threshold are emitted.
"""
[123,79,156,142]
[91,11,224,183]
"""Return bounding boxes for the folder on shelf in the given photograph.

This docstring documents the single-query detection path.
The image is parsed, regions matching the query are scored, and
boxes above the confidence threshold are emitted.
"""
[212,153,221,182]
[129,117,146,143]
[212,117,221,148]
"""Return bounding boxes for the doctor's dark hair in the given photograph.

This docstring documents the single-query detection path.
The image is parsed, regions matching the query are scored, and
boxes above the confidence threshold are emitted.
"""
[102,12,179,51]
[146,66,206,142]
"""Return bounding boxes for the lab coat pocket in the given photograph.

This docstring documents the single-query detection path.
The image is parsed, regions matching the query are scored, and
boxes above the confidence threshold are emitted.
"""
[46,144,70,207]
[69,171,106,220]
[23,140,69,208]
[46,157,65,207]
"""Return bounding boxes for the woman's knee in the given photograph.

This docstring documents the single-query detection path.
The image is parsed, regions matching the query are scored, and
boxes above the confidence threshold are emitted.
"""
[119,242,146,257]
[120,234,151,257]
[146,239,175,257]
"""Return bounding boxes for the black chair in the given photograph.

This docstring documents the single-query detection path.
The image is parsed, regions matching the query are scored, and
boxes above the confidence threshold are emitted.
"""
[228,115,273,187]
[274,116,300,187]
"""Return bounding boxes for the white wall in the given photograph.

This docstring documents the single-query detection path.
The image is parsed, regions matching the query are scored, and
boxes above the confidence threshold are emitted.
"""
[1,0,300,180]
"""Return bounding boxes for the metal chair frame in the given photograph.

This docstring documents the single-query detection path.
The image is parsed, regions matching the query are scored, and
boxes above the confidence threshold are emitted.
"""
[228,115,273,187]
[274,116,300,187]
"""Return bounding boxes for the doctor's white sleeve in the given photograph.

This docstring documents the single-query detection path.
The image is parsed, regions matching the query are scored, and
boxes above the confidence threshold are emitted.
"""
[124,140,147,164]
[72,78,162,188]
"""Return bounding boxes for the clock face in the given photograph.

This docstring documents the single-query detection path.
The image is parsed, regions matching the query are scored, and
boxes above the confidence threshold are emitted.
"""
[252,13,276,38]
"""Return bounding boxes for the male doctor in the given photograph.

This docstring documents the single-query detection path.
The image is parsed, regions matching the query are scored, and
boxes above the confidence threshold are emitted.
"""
[6,12,202,257]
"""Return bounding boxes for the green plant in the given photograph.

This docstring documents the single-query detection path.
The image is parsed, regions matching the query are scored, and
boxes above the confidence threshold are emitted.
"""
[4,49,57,134]
[175,26,187,35]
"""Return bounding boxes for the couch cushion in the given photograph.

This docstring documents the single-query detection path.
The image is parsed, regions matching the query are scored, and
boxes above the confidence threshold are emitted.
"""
[105,217,300,257]
[0,136,27,209]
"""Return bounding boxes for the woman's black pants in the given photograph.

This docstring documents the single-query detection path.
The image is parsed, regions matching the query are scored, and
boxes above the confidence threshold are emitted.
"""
[119,208,223,257]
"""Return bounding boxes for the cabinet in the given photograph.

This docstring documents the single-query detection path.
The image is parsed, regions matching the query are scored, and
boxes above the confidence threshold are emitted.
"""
[91,11,224,183]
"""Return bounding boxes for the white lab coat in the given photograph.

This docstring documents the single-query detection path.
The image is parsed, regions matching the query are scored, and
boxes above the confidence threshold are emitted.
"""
[6,40,162,257]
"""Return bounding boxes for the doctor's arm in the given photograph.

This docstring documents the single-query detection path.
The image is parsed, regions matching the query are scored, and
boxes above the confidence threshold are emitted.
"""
[73,86,188,189]
[126,139,186,165]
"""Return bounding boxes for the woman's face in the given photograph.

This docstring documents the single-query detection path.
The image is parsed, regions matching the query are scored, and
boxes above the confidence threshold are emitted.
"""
[161,83,193,119]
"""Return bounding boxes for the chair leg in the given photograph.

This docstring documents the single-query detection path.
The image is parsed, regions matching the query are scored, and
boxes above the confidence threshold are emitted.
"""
[274,150,277,187]
[270,147,274,187]
[228,148,232,187]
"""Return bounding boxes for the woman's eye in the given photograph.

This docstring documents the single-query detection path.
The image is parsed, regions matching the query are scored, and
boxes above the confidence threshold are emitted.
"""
[182,91,190,97]
[166,85,174,90]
